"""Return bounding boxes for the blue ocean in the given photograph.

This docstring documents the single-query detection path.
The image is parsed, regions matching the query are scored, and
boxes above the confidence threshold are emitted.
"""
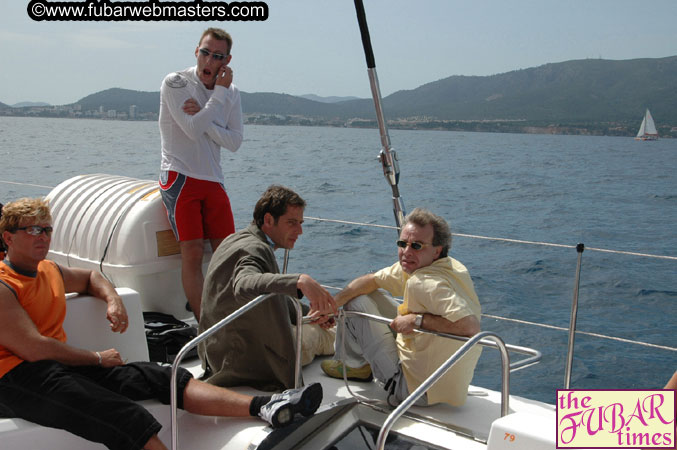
[1,116,675,404]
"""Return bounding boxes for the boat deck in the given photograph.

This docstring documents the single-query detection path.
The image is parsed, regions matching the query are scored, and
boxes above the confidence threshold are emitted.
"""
[161,355,556,449]
[0,353,556,449]
[0,291,558,449]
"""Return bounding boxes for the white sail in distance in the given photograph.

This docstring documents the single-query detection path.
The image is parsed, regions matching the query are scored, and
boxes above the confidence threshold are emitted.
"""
[635,108,658,140]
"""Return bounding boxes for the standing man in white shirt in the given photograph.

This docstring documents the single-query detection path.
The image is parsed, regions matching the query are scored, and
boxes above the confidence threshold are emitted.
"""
[159,28,244,321]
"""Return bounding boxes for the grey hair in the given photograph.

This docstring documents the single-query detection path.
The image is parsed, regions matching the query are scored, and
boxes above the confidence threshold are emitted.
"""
[402,208,451,258]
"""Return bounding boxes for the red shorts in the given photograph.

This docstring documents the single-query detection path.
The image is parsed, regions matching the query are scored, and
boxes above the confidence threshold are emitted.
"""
[159,171,235,242]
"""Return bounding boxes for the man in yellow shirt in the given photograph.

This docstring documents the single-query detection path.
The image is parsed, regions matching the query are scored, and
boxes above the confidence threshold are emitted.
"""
[322,208,481,406]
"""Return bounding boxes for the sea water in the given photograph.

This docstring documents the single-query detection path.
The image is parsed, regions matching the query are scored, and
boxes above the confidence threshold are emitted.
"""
[1,116,675,404]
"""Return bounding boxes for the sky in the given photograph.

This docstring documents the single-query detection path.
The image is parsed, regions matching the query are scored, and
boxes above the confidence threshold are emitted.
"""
[1,0,677,106]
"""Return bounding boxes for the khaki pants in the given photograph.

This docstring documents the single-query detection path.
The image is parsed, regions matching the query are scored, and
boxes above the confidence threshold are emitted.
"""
[336,291,428,405]
[292,323,336,366]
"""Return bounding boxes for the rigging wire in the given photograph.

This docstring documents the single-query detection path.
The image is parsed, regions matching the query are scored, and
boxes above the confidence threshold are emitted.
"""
[306,216,677,261]
[481,314,676,352]
[3,179,674,352]
[0,180,53,189]
[3,181,673,261]
[320,284,676,353]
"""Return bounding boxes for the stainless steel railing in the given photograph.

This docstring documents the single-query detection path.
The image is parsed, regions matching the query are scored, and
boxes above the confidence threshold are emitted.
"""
[307,215,677,388]
[340,310,542,372]
[283,249,305,389]
[376,331,511,450]
[168,291,304,450]
[333,310,541,450]
[564,243,584,388]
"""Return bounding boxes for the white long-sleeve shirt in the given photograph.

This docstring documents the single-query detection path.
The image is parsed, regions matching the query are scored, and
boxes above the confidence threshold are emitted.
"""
[159,66,244,183]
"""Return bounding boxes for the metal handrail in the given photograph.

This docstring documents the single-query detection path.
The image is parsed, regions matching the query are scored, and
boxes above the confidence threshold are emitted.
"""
[375,331,511,450]
[304,215,677,370]
[564,243,584,389]
[283,249,305,389]
[293,301,304,387]
[168,246,306,450]
[342,311,542,372]
[169,293,277,450]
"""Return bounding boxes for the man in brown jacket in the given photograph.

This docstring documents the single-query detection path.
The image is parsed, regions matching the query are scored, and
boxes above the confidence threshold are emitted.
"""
[198,185,336,391]
[0,197,323,450]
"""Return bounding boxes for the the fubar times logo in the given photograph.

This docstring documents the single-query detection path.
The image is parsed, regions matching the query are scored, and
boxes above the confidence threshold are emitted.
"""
[556,389,675,448]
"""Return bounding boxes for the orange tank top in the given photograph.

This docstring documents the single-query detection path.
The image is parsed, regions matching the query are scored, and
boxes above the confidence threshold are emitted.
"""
[0,260,67,378]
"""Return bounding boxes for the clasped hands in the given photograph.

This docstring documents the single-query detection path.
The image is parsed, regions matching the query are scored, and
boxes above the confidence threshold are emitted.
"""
[298,274,337,329]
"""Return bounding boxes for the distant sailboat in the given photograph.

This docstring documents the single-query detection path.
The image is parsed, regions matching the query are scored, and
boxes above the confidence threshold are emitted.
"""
[635,108,659,140]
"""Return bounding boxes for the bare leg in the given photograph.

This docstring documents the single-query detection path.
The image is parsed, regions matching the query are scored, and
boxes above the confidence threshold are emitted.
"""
[209,238,225,254]
[664,370,677,390]
[144,435,168,450]
[179,239,205,321]
[143,378,253,449]
[182,379,252,417]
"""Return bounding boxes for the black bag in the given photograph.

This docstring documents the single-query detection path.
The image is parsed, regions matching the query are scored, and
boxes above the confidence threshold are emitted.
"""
[143,312,198,363]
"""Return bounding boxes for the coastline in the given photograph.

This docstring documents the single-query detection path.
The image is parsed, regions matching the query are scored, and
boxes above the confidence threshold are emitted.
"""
[1,112,673,138]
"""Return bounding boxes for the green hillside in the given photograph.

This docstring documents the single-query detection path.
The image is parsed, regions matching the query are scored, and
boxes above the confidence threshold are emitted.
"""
[377,56,677,124]
[75,88,160,114]
[4,56,676,136]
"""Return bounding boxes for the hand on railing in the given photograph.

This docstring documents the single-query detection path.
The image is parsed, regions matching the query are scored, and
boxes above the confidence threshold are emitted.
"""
[340,311,541,372]
[390,314,417,335]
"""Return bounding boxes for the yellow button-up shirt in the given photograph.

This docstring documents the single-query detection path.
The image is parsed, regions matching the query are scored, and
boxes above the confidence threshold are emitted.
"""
[374,256,482,406]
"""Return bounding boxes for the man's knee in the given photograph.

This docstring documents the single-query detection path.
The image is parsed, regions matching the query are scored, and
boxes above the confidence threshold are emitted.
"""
[343,294,376,313]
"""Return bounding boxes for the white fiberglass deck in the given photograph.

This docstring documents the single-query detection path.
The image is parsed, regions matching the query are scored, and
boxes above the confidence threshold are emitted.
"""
[0,289,559,450]
[0,353,557,450]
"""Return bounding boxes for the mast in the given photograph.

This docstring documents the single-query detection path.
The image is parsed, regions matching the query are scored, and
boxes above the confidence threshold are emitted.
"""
[353,0,406,230]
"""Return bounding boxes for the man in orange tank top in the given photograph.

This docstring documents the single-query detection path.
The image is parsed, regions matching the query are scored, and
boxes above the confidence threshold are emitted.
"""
[0,198,322,450]
[0,202,5,261]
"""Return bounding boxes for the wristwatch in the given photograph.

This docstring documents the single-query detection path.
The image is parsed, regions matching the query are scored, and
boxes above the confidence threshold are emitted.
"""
[414,314,423,328]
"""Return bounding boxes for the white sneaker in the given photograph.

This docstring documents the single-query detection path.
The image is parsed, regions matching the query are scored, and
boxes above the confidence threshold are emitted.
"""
[258,382,323,428]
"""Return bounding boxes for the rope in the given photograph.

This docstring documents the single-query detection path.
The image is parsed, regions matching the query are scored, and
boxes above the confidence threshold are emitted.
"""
[0,180,54,189]
[5,180,673,352]
[3,183,676,261]
[482,313,676,352]
[306,216,677,261]
[1,188,674,260]
[321,282,676,352]
[584,246,677,261]
[305,216,398,230]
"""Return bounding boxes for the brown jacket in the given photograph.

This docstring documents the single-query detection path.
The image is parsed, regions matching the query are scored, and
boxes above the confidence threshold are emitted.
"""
[198,224,302,391]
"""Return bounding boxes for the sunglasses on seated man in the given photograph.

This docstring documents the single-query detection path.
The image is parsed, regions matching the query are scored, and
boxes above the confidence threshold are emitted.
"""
[396,240,432,251]
[198,48,228,61]
[11,225,53,237]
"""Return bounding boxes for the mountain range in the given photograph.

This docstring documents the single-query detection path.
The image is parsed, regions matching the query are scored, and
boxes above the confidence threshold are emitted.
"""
[3,56,676,136]
[298,94,361,103]
[11,101,51,108]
